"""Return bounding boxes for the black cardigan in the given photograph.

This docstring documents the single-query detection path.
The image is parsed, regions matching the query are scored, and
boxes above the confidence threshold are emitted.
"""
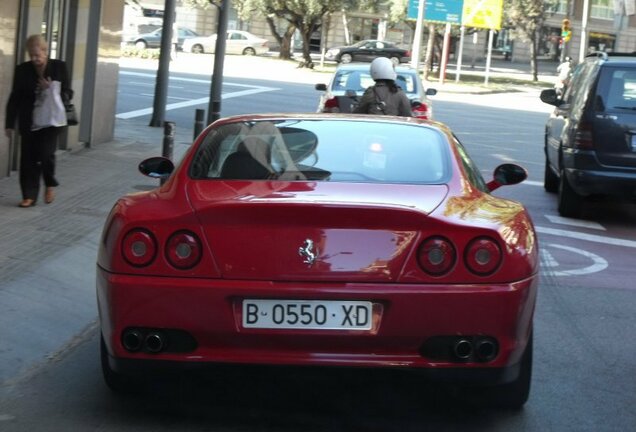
[5,58,73,134]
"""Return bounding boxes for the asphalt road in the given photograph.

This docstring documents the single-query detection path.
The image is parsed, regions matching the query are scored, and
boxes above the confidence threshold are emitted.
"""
[1,61,635,431]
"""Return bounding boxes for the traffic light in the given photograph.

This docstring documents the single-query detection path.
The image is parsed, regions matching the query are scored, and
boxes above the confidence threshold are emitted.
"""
[562,19,572,43]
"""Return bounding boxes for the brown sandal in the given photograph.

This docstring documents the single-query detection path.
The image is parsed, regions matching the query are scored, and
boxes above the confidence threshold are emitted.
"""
[19,199,36,208]
[44,187,55,204]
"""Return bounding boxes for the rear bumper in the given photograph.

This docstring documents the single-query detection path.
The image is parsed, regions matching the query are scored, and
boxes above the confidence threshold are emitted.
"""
[563,149,636,196]
[97,267,537,385]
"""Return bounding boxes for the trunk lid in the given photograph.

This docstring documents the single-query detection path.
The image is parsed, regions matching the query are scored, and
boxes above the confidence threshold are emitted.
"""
[187,181,448,282]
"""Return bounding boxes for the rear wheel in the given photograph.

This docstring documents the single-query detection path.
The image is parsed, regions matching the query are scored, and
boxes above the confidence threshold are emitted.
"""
[191,44,204,54]
[464,331,533,409]
[135,40,147,50]
[243,47,256,56]
[340,53,352,64]
[544,159,558,193]
[100,334,140,394]
[558,169,583,217]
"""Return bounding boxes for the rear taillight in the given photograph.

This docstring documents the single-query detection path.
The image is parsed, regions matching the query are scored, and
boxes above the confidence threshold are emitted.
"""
[465,237,502,275]
[324,97,339,113]
[412,102,429,119]
[417,236,456,276]
[122,229,157,267]
[405,50,411,57]
[166,230,202,269]
[573,121,594,149]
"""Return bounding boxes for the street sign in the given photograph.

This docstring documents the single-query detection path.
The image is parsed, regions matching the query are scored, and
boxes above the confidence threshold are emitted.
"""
[425,0,463,24]
[408,0,463,25]
[462,0,504,30]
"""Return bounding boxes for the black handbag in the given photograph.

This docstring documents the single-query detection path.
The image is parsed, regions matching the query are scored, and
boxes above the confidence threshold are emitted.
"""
[62,93,78,126]
[65,102,78,126]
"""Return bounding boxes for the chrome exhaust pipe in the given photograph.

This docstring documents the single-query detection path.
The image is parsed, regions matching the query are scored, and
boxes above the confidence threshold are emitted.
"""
[475,338,498,361]
[144,332,165,353]
[453,338,473,360]
[122,329,143,352]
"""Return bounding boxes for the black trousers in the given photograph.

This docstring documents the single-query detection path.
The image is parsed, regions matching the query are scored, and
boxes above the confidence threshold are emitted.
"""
[19,127,61,201]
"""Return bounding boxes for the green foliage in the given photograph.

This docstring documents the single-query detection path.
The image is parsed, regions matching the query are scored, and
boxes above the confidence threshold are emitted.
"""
[120,46,161,59]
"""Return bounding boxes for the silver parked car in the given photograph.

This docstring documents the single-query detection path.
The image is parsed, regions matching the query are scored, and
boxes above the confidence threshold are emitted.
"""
[182,30,269,56]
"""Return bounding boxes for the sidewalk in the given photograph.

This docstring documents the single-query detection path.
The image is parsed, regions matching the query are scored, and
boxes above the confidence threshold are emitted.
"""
[0,120,193,389]
[0,53,550,389]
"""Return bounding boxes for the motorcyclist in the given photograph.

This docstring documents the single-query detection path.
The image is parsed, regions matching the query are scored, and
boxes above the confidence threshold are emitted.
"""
[555,56,573,96]
[353,57,412,117]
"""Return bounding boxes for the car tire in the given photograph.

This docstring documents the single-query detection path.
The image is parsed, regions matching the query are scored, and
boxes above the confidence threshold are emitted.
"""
[544,159,558,193]
[243,47,256,56]
[191,44,204,54]
[389,56,400,66]
[135,40,147,50]
[100,334,139,394]
[464,330,533,409]
[340,53,352,64]
[558,169,583,218]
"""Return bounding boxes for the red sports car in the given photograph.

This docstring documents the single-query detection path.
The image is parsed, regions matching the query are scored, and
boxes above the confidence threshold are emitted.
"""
[97,114,538,408]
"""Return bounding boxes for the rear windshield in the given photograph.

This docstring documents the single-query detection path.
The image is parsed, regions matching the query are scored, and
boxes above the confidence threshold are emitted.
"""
[190,119,451,184]
[596,67,636,111]
[331,70,418,95]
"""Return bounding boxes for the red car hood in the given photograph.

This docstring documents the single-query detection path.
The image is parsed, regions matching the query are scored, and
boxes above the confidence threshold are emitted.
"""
[186,181,448,282]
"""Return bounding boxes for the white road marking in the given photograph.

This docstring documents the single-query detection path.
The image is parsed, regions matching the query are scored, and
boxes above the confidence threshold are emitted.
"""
[140,93,193,101]
[535,225,636,248]
[541,244,608,276]
[545,215,606,231]
[117,87,278,119]
[523,180,542,186]
[117,71,280,119]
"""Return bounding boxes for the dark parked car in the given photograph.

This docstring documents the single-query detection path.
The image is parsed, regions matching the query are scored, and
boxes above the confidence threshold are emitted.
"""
[325,40,410,65]
[123,27,199,50]
[98,114,537,408]
[540,52,636,217]
[315,63,437,119]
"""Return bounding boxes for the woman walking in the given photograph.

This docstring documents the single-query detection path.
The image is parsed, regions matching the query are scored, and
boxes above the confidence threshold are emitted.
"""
[5,34,73,207]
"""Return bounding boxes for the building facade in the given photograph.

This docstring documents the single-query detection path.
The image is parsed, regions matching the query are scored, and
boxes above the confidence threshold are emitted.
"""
[0,0,124,178]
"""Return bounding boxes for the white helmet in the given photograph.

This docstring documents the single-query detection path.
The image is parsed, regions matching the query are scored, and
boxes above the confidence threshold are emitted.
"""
[370,57,397,81]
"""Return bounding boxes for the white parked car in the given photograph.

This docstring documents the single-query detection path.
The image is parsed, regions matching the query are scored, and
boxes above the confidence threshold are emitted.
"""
[182,30,269,56]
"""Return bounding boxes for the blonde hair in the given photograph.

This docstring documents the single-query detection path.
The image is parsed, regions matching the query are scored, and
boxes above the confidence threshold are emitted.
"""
[26,34,48,52]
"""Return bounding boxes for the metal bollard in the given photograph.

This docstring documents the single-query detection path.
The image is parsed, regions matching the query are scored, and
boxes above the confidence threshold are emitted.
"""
[193,109,205,140]
[161,121,175,185]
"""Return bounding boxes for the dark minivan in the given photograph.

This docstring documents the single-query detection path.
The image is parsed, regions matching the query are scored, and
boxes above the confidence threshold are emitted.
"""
[540,52,636,218]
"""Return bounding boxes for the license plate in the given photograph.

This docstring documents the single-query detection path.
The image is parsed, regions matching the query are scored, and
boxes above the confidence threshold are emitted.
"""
[242,299,373,330]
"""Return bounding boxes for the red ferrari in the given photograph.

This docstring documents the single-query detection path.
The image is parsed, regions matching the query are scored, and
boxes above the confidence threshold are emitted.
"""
[97,114,538,408]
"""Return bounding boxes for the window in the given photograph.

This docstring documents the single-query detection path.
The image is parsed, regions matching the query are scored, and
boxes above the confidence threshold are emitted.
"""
[190,120,451,184]
[591,0,613,19]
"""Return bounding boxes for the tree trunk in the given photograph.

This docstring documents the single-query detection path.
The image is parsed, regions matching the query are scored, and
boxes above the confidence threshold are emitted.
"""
[265,17,295,61]
[530,30,538,81]
[422,24,436,81]
[299,27,314,68]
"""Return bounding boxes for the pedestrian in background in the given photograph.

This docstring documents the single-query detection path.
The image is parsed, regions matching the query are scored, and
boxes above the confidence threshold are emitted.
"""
[555,56,573,96]
[353,57,412,117]
[4,34,73,208]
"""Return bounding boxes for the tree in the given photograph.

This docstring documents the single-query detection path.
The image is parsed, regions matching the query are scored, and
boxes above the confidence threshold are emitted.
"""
[253,0,359,68]
[504,0,557,81]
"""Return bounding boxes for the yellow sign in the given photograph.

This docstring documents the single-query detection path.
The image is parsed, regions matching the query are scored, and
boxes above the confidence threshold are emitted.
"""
[462,0,504,30]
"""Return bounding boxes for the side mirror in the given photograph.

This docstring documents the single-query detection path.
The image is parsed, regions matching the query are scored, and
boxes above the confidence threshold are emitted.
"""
[425,88,437,96]
[138,157,174,179]
[315,83,327,91]
[486,163,527,191]
[540,89,561,106]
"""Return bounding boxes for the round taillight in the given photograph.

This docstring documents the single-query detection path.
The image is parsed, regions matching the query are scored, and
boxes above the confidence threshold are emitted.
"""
[417,236,456,276]
[465,237,502,275]
[122,229,157,267]
[166,230,202,269]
